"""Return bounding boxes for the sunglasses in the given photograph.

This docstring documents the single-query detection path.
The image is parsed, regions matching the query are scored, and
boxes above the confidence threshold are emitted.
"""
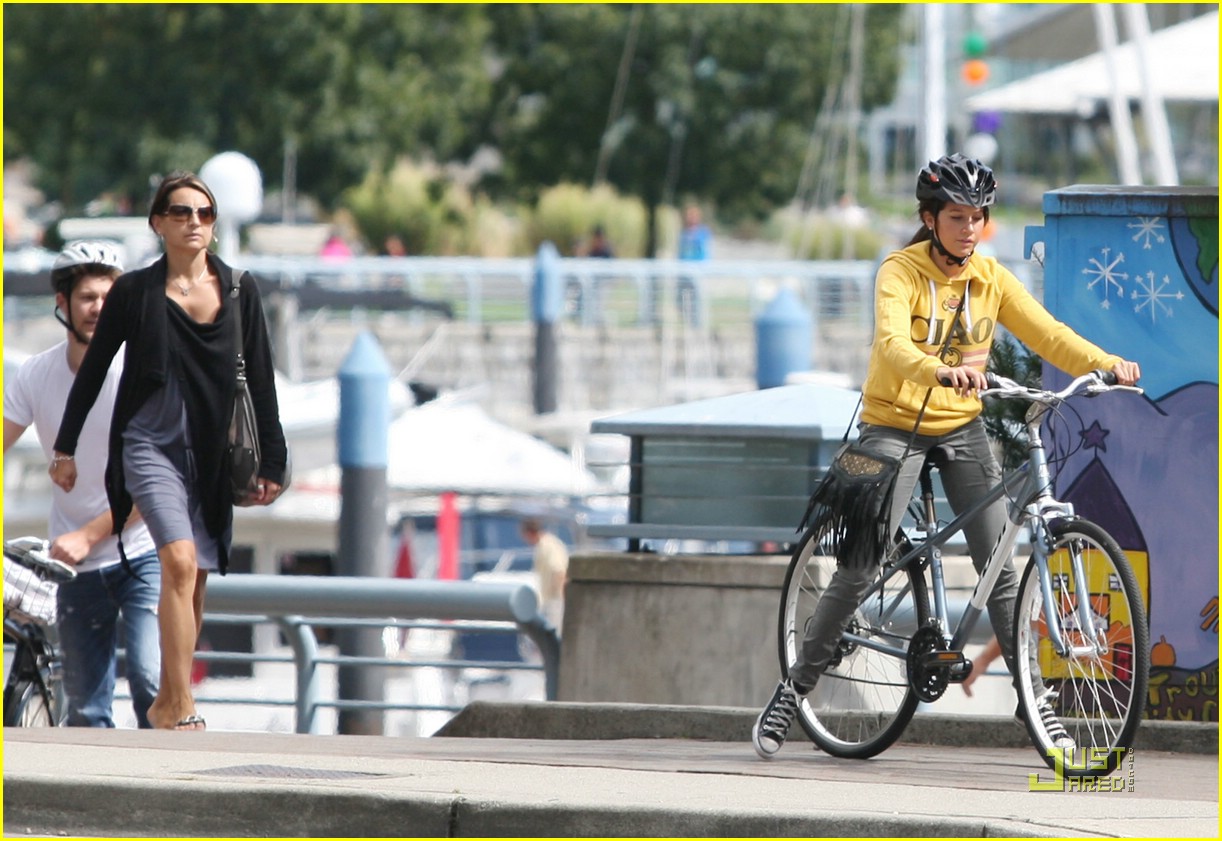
[162,204,217,223]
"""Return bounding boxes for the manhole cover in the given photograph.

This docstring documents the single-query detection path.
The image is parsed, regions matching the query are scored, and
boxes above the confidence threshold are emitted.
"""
[193,764,389,780]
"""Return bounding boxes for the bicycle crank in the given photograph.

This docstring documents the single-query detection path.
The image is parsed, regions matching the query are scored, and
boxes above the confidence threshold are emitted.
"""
[907,625,967,703]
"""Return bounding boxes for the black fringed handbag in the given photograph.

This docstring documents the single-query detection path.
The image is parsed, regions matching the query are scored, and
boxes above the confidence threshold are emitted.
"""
[798,295,967,569]
[226,277,262,507]
[799,438,904,569]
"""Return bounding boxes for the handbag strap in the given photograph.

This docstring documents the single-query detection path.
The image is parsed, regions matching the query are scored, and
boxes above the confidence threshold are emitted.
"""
[841,284,969,450]
[231,270,246,377]
[901,285,969,459]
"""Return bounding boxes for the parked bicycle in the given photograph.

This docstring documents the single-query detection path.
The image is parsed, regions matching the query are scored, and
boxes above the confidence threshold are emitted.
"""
[4,536,75,726]
[778,370,1149,778]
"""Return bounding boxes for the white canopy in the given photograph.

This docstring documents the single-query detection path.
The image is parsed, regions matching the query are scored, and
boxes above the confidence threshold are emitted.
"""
[226,399,603,566]
[386,400,601,497]
[966,11,1218,115]
[294,398,602,500]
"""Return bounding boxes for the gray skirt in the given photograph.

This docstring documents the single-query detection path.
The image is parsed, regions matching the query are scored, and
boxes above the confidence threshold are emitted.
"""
[121,377,219,572]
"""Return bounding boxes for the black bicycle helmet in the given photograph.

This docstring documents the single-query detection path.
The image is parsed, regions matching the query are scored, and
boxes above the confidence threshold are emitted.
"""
[916,153,997,208]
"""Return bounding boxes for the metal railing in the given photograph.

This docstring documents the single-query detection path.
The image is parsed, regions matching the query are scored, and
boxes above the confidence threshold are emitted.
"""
[4,250,1037,334]
[236,254,878,325]
[186,574,559,735]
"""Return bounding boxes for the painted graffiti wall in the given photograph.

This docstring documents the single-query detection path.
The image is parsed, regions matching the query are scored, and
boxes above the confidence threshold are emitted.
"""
[1028,187,1219,722]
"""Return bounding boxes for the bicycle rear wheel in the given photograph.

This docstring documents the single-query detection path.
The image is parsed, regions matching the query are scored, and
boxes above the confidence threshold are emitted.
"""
[1014,518,1149,777]
[779,521,929,758]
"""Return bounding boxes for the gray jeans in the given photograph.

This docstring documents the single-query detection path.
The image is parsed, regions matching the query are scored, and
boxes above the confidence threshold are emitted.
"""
[789,416,1020,693]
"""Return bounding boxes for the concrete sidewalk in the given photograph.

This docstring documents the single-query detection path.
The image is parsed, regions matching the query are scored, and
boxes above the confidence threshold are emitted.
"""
[3,706,1217,838]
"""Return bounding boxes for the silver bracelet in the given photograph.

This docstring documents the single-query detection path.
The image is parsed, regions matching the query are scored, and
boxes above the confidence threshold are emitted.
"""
[51,454,74,465]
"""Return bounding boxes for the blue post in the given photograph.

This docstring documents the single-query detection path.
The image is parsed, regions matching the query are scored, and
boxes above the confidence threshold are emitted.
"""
[336,331,391,734]
[532,241,562,414]
[754,287,812,389]
[338,332,391,468]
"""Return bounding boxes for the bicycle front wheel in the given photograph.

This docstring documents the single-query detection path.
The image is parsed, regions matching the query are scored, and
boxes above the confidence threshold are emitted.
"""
[779,521,929,758]
[1014,518,1149,777]
[4,678,55,727]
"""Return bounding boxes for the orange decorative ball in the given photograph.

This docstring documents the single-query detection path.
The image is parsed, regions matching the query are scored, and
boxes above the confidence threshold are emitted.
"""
[962,59,989,86]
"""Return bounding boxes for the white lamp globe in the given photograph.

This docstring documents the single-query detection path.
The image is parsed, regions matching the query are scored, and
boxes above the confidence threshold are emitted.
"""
[200,152,262,261]
[963,132,999,166]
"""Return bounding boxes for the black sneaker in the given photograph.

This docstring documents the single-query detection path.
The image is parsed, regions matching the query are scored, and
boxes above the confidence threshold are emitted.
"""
[1017,688,1075,750]
[752,678,800,759]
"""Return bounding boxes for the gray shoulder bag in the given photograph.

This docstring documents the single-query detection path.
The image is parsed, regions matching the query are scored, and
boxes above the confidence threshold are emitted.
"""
[226,273,262,506]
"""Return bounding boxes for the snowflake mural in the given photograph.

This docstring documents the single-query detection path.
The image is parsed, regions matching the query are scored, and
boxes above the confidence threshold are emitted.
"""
[1131,270,1184,324]
[1127,216,1167,250]
[1082,247,1128,309]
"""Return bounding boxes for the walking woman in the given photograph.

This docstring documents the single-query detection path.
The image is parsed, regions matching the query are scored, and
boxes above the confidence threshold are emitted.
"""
[51,171,288,730]
[751,154,1141,758]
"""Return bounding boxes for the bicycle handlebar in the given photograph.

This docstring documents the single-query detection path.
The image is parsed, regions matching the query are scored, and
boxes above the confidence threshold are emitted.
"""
[935,369,1140,402]
[3,537,77,584]
[980,369,1142,403]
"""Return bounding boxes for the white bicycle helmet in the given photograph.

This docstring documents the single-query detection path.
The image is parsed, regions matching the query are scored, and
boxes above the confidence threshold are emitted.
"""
[50,239,125,295]
[53,239,125,272]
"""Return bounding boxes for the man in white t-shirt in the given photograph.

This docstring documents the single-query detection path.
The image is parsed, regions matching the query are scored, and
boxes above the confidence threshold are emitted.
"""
[3,240,161,728]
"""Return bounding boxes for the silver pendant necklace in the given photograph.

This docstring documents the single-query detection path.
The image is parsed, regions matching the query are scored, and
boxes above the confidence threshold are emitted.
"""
[172,263,209,297]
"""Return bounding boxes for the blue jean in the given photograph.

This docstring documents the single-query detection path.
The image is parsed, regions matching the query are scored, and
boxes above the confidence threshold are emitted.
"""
[56,551,161,728]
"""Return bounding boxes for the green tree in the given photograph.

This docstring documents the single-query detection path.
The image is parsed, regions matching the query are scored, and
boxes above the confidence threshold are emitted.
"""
[6,3,907,240]
[481,4,904,253]
[345,158,478,257]
[3,5,491,210]
[984,334,1043,471]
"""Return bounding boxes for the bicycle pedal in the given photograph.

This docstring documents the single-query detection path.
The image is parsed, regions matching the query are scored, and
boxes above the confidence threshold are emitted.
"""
[947,656,974,682]
[923,649,968,671]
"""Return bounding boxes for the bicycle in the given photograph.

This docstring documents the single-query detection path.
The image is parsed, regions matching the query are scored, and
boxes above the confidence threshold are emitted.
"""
[3,536,76,726]
[778,370,1150,778]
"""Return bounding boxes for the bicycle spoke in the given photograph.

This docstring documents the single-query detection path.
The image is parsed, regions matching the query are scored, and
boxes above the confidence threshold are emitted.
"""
[779,522,927,758]
[1014,520,1148,778]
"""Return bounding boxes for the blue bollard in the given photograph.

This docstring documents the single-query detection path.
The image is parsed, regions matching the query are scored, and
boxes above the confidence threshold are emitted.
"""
[532,241,564,325]
[338,331,391,468]
[532,241,562,413]
[755,287,812,389]
[336,331,391,734]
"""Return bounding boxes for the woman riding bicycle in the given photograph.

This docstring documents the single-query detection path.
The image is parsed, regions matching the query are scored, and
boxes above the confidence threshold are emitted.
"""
[753,153,1141,759]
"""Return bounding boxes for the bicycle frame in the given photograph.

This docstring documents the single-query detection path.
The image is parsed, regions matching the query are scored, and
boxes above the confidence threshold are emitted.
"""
[778,371,1147,770]
[3,539,73,726]
[3,617,63,721]
[841,396,1105,668]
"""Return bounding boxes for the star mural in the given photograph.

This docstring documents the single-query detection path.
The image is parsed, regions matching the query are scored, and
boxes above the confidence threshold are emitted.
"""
[1079,420,1109,453]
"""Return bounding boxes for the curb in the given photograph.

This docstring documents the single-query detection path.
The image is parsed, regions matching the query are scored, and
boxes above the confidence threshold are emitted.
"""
[437,700,1217,754]
[0,776,1072,839]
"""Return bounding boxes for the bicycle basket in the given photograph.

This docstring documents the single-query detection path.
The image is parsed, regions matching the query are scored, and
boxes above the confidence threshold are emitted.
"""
[3,540,68,626]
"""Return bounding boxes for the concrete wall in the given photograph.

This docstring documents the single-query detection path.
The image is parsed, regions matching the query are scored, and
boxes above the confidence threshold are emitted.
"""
[291,318,871,422]
[4,303,871,424]
[557,552,787,707]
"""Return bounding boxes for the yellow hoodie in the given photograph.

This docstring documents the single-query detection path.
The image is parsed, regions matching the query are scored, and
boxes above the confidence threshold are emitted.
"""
[860,242,1122,436]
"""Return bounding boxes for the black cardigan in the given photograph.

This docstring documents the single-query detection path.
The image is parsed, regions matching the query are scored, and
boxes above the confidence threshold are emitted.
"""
[54,254,287,574]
